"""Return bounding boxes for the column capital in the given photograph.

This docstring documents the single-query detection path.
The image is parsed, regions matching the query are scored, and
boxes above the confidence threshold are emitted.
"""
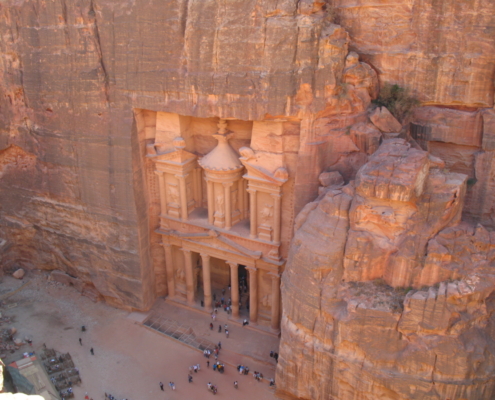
[268,271,281,280]
[270,192,282,199]
[161,242,172,248]
[154,170,164,176]
[226,261,238,269]
[222,182,234,188]
[175,173,189,180]
[245,265,258,273]
[181,248,192,256]
[246,188,257,194]
[200,253,210,261]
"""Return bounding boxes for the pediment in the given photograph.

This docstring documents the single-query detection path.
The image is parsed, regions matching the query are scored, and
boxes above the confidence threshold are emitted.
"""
[152,148,197,165]
[241,161,288,186]
[168,230,262,259]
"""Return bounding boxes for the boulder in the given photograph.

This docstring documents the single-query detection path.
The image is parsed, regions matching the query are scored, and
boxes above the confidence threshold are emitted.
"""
[318,171,344,187]
[12,269,25,279]
[369,106,402,133]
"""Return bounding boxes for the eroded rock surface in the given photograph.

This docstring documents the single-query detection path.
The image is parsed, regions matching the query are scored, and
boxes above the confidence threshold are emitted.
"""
[278,139,495,400]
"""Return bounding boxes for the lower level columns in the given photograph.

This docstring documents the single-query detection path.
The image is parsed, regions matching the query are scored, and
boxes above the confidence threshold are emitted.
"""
[162,242,175,299]
[201,253,212,312]
[227,261,240,319]
[246,266,258,325]
[182,248,195,306]
[270,272,281,332]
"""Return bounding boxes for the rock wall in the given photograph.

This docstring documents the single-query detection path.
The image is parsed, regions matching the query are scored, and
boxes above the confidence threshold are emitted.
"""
[0,0,382,308]
[277,139,495,400]
[332,0,495,107]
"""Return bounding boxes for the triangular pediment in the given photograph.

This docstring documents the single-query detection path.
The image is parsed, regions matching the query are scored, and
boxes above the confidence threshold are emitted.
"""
[153,148,196,165]
[167,230,262,259]
[240,161,288,186]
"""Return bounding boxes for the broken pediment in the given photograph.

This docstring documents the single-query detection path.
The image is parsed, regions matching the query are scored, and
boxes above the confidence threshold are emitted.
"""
[166,229,262,259]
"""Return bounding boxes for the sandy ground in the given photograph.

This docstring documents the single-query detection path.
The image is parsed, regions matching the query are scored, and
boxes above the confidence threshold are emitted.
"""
[0,271,278,400]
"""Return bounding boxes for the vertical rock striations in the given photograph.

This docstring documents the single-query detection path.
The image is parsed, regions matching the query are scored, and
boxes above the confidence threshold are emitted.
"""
[278,139,495,400]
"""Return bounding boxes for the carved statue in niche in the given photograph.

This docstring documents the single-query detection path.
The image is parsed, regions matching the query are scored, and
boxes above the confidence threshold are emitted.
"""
[175,265,185,282]
[215,194,224,213]
[168,185,179,204]
[261,293,272,307]
[260,204,273,224]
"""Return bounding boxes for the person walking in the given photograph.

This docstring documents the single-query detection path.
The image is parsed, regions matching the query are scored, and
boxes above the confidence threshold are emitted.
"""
[218,325,222,333]
[210,322,213,330]
[159,382,164,391]
[207,360,210,368]
[188,374,193,383]
[234,381,238,389]
[225,329,229,338]
[79,338,82,345]
[90,348,94,355]
[218,341,222,349]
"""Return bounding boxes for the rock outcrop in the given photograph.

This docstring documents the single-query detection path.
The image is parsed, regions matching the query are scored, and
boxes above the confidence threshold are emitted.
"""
[277,139,495,400]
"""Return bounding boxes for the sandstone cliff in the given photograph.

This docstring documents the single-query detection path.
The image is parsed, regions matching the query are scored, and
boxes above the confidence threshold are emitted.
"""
[277,139,495,400]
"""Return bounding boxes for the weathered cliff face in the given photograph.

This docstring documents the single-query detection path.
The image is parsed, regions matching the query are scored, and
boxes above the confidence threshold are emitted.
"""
[332,0,495,107]
[0,0,382,308]
[277,139,495,400]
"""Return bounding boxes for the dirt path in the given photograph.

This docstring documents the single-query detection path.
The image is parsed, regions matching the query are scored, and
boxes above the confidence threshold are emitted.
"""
[0,272,277,400]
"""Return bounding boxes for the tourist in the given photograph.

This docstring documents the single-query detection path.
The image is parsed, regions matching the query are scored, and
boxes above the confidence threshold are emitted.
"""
[201,300,204,307]
[225,329,229,338]
[209,322,213,330]
[196,363,201,372]
[218,341,222,349]
[188,374,193,383]
[207,360,210,368]
[270,350,274,358]
[270,378,275,386]
[218,325,222,333]
[224,324,228,330]
[243,319,249,326]
[90,348,94,355]
[159,382,164,391]
[193,365,198,373]
[79,338,82,345]
[234,381,238,389]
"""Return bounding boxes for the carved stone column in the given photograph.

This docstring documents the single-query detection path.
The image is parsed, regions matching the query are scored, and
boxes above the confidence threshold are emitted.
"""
[182,248,195,305]
[162,242,175,298]
[238,179,245,220]
[246,266,258,324]
[248,189,257,239]
[224,182,232,230]
[270,272,281,332]
[207,179,214,225]
[271,193,282,243]
[155,171,167,217]
[201,253,212,312]
[177,175,188,221]
[227,261,239,318]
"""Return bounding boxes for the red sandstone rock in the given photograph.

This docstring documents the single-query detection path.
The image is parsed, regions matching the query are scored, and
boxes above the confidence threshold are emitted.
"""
[334,0,495,107]
[369,107,402,133]
[278,139,495,400]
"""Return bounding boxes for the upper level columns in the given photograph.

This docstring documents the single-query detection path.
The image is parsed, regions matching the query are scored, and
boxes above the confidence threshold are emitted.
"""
[248,189,257,239]
[182,248,195,305]
[176,174,189,221]
[224,183,233,230]
[227,261,240,319]
[201,253,212,312]
[155,171,167,216]
[206,179,214,225]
